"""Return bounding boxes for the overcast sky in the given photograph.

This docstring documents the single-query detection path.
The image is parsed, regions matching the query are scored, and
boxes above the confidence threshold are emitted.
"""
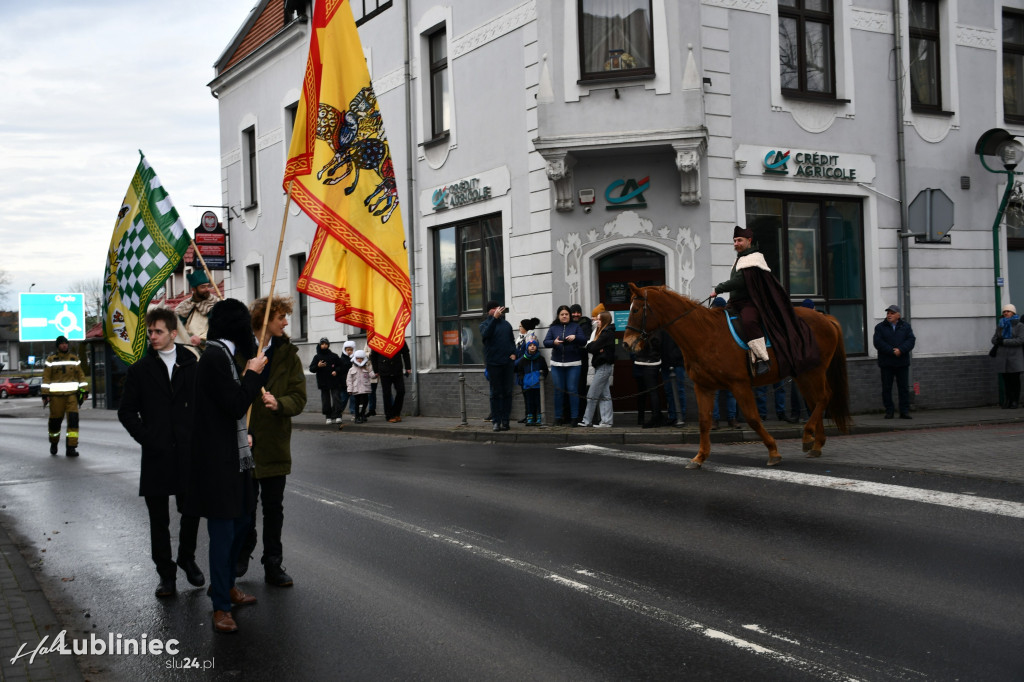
[0,0,259,307]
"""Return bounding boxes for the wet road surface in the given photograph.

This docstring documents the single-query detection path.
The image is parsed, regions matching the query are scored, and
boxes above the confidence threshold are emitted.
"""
[1,415,1022,680]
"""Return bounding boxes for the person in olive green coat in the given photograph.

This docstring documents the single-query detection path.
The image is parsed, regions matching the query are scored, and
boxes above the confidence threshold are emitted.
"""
[238,295,307,587]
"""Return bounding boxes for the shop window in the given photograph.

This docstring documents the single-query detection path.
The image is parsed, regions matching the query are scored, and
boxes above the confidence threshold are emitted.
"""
[578,0,655,81]
[778,0,835,98]
[745,193,866,354]
[428,27,450,141]
[353,0,392,26]
[434,214,504,367]
[909,0,941,111]
[1004,10,1024,124]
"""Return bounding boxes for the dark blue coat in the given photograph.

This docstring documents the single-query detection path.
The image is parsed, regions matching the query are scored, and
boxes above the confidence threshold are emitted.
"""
[873,318,915,367]
[543,322,586,364]
[480,316,516,366]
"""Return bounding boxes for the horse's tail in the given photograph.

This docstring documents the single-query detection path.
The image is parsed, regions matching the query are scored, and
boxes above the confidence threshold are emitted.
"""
[826,317,852,434]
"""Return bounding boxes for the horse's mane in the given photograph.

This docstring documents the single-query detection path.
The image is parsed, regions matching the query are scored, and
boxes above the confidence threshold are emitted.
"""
[645,286,722,340]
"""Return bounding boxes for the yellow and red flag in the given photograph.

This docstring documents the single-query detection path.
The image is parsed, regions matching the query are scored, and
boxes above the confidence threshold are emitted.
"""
[284,0,410,357]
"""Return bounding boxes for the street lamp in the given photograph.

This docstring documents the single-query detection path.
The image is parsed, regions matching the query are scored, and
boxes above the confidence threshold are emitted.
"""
[975,128,1024,318]
[29,283,35,292]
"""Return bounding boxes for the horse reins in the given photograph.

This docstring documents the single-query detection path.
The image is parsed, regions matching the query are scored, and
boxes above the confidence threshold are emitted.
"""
[625,292,713,342]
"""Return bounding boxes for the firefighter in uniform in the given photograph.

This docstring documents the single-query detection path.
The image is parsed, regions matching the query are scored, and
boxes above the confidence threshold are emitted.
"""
[42,335,88,457]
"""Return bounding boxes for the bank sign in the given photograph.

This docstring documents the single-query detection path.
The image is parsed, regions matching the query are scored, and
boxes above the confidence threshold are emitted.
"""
[734,145,876,184]
[421,166,511,217]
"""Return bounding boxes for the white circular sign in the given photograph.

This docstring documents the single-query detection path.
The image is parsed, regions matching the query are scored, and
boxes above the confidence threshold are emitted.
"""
[201,211,219,231]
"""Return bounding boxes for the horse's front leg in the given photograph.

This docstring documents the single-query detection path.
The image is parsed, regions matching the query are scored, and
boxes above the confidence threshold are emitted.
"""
[689,385,716,469]
[796,374,828,458]
[733,385,781,466]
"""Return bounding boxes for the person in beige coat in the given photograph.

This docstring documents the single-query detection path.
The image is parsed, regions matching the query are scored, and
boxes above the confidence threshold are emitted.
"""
[347,350,376,423]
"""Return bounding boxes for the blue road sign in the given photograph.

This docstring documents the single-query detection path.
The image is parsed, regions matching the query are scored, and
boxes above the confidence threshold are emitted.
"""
[19,293,86,342]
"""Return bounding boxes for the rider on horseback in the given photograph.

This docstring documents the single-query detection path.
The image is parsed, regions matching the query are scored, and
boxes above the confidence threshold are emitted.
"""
[710,225,819,377]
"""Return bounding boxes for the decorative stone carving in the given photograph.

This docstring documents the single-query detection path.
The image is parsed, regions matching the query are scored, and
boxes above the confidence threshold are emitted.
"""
[540,149,576,212]
[672,141,706,205]
[789,100,837,134]
[557,211,703,304]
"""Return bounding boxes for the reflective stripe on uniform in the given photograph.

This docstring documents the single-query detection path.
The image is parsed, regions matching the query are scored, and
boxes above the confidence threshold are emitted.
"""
[44,360,81,367]
[47,382,81,392]
[67,431,79,439]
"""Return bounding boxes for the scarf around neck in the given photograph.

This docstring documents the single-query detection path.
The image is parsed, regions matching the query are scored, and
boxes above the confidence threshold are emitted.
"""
[207,340,254,473]
[1000,315,1019,339]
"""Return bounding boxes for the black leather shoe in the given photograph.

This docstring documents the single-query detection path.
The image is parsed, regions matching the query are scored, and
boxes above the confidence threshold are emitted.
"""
[777,413,798,424]
[492,423,501,432]
[899,413,912,420]
[49,442,58,455]
[884,412,894,419]
[264,558,294,587]
[500,423,510,431]
[155,578,176,598]
[177,557,205,587]
[65,447,79,457]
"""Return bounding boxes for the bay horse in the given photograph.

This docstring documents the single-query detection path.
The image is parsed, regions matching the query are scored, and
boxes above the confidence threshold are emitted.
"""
[622,284,851,468]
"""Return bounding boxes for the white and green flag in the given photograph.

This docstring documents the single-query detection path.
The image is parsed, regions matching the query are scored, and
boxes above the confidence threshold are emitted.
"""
[102,152,189,364]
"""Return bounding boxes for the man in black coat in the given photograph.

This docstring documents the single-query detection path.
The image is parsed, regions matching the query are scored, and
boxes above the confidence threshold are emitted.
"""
[309,338,344,424]
[873,304,916,419]
[117,307,205,598]
[189,298,266,633]
[371,340,411,422]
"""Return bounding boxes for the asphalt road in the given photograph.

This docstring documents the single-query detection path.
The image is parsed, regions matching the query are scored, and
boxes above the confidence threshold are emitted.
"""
[1,411,1022,680]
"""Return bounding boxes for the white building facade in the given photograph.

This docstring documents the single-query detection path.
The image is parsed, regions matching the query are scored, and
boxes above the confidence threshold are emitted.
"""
[207,0,1024,417]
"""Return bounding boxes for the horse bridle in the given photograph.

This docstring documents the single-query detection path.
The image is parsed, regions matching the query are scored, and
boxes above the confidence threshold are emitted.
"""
[625,291,710,344]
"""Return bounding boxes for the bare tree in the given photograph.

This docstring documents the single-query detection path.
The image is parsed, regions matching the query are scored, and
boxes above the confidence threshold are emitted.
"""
[0,269,11,308]
[69,277,104,327]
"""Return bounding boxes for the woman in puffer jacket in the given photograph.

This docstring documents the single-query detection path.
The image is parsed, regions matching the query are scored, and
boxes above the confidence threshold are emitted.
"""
[543,305,586,425]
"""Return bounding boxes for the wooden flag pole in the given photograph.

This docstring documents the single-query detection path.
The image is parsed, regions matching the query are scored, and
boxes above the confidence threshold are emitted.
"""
[247,181,295,425]
[257,180,295,352]
[186,232,224,300]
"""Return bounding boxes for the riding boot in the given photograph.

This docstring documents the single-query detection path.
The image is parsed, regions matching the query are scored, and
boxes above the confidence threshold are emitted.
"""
[748,338,771,376]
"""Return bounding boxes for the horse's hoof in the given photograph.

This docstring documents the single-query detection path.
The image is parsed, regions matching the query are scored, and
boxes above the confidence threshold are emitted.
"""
[767,456,782,467]
[802,441,813,452]
[806,449,822,458]
[685,460,703,470]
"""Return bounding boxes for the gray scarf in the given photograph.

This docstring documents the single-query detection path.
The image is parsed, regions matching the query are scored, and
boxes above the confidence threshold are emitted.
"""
[208,341,254,473]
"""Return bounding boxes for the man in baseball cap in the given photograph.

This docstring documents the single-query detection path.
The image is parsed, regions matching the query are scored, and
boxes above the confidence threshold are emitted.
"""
[873,304,915,418]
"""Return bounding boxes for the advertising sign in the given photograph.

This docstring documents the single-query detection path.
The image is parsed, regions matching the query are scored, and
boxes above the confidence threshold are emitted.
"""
[19,293,86,342]
[185,211,228,269]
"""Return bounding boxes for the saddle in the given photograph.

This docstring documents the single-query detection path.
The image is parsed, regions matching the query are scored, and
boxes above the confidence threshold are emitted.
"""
[724,313,772,351]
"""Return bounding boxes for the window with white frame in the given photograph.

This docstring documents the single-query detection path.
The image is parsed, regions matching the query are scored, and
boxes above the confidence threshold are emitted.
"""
[289,253,308,341]
[778,0,835,99]
[578,0,654,81]
[428,27,450,141]
[908,0,941,111]
[1004,10,1024,124]
[433,214,504,367]
[247,264,261,301]
[242,126,258,209]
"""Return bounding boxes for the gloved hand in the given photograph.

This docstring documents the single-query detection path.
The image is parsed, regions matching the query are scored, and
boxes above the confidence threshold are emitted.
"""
[42,396,49,407]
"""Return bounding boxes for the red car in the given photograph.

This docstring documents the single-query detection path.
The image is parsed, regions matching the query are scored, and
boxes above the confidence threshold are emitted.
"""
[0,377,31,398]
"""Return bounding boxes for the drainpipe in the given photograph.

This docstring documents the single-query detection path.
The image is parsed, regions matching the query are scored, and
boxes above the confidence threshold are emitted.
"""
[892,0,911,321]
[403,0,420,415]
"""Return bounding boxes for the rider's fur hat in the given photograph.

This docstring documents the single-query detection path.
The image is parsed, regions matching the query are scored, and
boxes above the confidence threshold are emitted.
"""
[733,225,754,240]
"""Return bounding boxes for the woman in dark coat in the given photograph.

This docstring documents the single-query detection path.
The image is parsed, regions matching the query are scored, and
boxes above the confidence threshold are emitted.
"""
[190,298,266,633]
[543,305,586,425]
[992,303,1024,408]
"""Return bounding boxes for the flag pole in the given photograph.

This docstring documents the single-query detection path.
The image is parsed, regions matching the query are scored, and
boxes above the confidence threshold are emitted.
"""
[256,180,294,352]
[248,180,295,423]
[186,232,224,300]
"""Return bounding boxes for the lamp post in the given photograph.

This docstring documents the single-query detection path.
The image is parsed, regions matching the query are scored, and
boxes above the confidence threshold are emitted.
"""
[975,128,1024,318]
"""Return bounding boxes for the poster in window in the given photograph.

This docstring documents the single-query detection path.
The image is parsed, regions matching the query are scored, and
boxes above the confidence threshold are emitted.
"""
[788,229,819,296]
[606,282,629,304]
[464,248,483,311]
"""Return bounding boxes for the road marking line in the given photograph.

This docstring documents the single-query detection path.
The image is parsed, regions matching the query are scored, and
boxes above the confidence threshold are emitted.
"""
[562,445,1024,519]
[288,480,856,680]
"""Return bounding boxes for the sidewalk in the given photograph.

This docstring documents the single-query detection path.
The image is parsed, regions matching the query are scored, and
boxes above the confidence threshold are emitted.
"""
[289,405,1024,445]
